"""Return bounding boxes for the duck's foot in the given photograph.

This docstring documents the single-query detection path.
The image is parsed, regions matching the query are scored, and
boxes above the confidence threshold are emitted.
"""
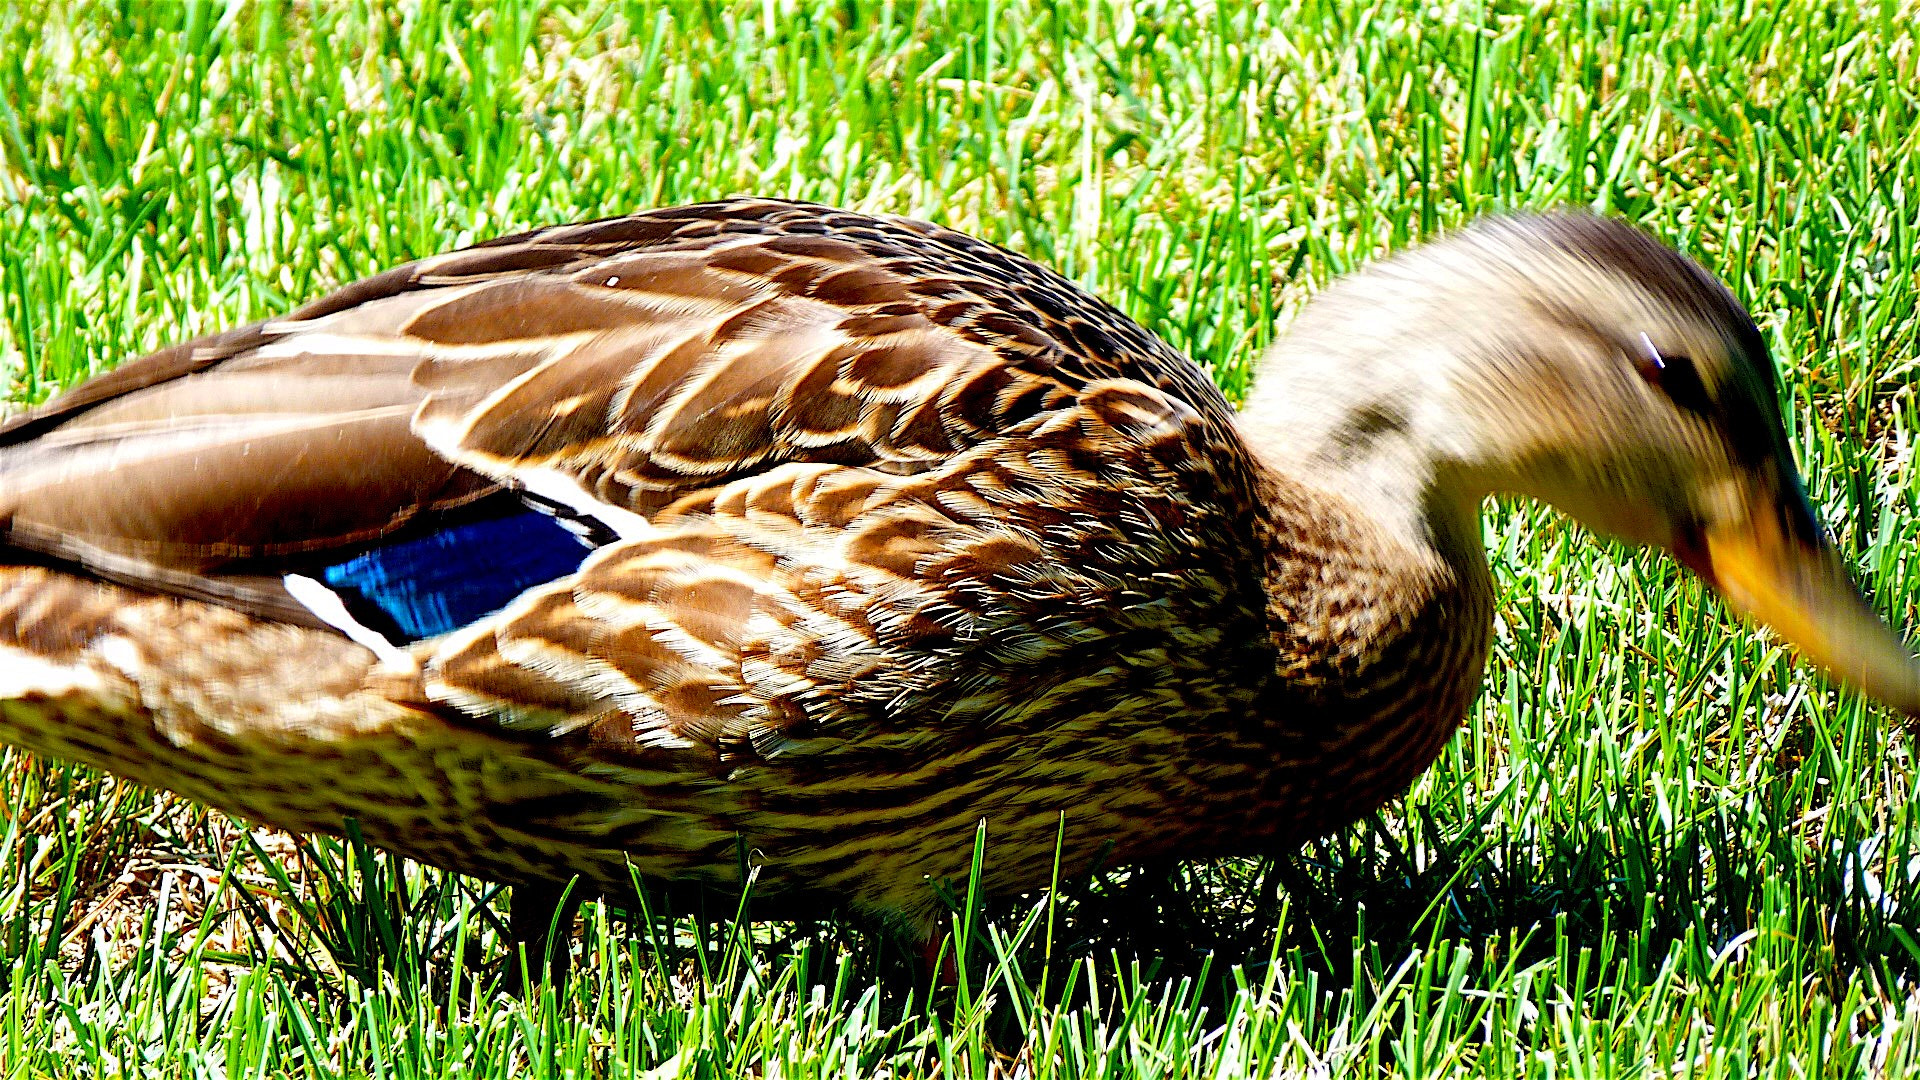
[501,879,587,997]
[916,923,960,990]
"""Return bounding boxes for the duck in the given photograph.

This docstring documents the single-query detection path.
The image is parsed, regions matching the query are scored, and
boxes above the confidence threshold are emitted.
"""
[2,198,1916,977]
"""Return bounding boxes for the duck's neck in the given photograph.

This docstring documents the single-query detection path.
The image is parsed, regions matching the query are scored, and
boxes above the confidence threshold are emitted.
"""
[1234,247,1541,562]
[1233,393,1498,836]
[1235,399,1490,578]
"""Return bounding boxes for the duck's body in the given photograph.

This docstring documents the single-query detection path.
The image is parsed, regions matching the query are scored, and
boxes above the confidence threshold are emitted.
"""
[1,199,1913,937]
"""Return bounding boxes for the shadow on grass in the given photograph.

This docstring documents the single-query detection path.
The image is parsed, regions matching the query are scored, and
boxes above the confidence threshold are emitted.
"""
[210,773,1920,1043]
[991,792,1920,1021]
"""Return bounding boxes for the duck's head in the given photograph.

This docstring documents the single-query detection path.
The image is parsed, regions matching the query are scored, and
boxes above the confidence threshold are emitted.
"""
[1241,212,1920,716]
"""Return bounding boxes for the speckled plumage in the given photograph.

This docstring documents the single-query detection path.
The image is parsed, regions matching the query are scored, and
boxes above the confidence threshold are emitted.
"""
[1,198,1913,941]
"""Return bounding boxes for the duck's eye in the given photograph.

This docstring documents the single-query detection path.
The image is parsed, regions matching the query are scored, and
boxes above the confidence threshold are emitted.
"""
[1633,336,1714,419]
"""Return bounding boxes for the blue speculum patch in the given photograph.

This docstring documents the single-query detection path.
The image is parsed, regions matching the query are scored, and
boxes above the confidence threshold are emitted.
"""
[320,510,595,640]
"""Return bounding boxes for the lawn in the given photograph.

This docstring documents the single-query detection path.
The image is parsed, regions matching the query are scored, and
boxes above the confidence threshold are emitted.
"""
[3,0,1919,1075]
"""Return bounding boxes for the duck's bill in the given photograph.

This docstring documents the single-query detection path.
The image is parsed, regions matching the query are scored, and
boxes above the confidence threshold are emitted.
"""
[1679,491,1920,718]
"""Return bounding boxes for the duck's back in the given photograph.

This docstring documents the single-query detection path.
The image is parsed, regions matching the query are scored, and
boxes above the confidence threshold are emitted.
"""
[0,199,1280,923]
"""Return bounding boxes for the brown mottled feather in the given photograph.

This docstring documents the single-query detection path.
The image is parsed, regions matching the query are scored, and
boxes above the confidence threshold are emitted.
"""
[6,198,1804,933]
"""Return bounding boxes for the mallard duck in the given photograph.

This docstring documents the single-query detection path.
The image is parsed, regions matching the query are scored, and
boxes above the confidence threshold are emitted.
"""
[2,199,1916,970]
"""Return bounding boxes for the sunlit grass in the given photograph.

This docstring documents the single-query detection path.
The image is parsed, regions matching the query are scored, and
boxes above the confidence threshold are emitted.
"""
[3,0,1919,1074]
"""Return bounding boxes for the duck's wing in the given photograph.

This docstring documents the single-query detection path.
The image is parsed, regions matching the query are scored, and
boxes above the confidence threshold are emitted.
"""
[0,198,1233,628]
[0,199,1255,869]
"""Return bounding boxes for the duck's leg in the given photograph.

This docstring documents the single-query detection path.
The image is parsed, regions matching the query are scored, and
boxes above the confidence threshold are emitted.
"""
[505,878,587,994]
[916,921,960,989]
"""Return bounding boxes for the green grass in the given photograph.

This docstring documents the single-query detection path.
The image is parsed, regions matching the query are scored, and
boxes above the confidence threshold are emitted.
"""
[3,0,1920,1074]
